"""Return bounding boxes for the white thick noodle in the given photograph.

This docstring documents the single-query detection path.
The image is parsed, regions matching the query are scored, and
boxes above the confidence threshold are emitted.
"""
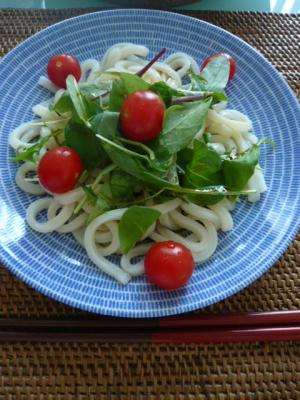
[26,198,75,233]
[209,202,234,232]
[16,162,45,195]
[165,52,200,76]
[47,201,87,233]
[54,187,85,205]
[100,43,149,71]
[247,167,267,202]
[12,43,268,284]
[80,59,100,82]
[38,76,59,93]
[120,243,152,276]
[84,209,131,284]
[9,121,41,151]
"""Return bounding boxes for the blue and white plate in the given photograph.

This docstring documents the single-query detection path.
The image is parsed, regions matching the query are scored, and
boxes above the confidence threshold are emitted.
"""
[0,10,299,317]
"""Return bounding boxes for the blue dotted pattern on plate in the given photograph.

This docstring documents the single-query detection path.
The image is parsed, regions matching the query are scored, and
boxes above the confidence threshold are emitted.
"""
[0,10,299,317]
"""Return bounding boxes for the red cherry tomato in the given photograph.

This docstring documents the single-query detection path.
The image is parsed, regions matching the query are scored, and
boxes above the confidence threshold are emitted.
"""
[38,146,83,194]
[120,90,165,142]
[144,241,194,290]
[202,52,236,81]
[47,54,81,89]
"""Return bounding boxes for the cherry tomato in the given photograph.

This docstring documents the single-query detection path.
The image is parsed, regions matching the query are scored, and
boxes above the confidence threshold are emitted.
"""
[144,241,194,290]
[47,54,81,89]
[120,90,165,142]
[38,146,83,194]
[202,52,236,81]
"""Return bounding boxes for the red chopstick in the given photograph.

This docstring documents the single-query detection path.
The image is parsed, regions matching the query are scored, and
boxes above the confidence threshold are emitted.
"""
[1,310,300,343]
[160,310,300,328]
[0,325,300,343]
[152,326,300,344]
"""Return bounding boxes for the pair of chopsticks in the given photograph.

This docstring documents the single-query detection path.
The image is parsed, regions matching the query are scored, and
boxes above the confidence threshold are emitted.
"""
[1,310,300,343]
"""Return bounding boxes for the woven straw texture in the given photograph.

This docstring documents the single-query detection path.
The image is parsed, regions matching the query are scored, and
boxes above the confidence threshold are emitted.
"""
[0,9,299,399]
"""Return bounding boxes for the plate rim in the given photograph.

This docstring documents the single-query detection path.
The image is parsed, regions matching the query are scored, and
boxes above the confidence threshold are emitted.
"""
[0,8,300,317]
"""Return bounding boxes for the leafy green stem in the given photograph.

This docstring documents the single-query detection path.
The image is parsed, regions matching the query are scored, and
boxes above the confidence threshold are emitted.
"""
[29,118,70,127]
[257,137,275,148]
[119,137,155,160]
[171,94,210,105]
[96,134,150,164]
[74,164,116,215]
[176,163,185,174]
[167,186,257,196]
[91,164,117,190]
[78,169,89,185]
[117,188,165,208]
[13,130,63,163]
[66,75,91,128]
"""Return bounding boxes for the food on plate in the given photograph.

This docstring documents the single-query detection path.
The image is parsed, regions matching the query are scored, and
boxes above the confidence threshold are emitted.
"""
[47,54,81,88]
[10,43,270,288]
[120,90,166,142]
[144,241,194,290]
[38,146,83,193]
[201,52,236,81]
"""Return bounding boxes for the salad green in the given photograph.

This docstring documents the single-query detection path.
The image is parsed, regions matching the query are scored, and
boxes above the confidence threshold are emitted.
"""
[14,54,268,254]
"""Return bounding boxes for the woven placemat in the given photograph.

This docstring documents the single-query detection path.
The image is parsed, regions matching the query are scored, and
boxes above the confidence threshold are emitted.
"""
[0,9,300,399]
[0,341,299,399]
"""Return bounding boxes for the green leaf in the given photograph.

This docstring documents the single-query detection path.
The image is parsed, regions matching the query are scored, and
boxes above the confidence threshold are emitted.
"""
[184,140,223,186]
[91,111,120,140]
[86,196,112,224]
[183,140,224,205]
[84,97,103,117]
[158,99,211,155]
[99,137,252,200]
[189,71,207,91]
[210,92,230,103]
[202,132,212,144]
[108,79,126,112]
[97,128,177,189]
[110,169,141,201]
[95,118,246,201]
[92,111,153,166]
[13,131,59,164]
[80,185,97,202]
[66,75,89,123]
[99,138,172,189]
[85,182,114,224]
[51,82,111,115]
[150,81,183,107]
[223,144,260,191]
[51,92,73,114]
[64,119,107,168]
[198,55,230,92]
[100,140,144,178]
[79,82,112,98]
[109,72,150,111]
[177,147,193,172]
[92,111,158,168]
[119,206,161,254]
